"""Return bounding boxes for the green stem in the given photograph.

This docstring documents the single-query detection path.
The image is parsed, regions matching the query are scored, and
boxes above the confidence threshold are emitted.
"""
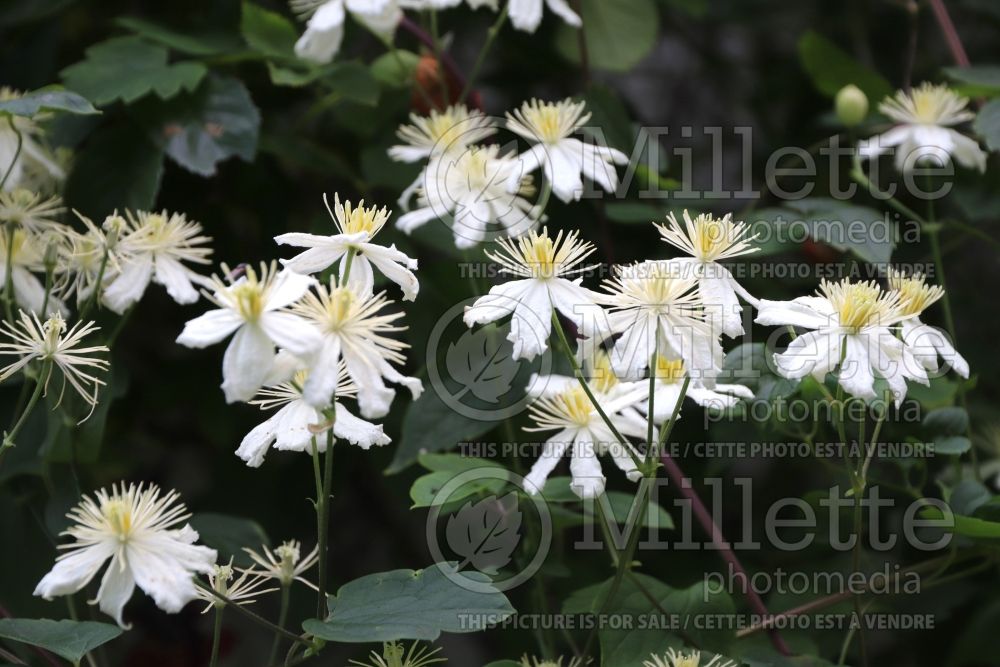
[209,607,224,667]
[339,248,356,288]
[3,224,15,324]
[549,312,642,468]
[458,3,510,104]
[0,364,47,471]
[78,244,110,322]
[0,116,22,191]
[316,428,335,617]
[268,585,291,667]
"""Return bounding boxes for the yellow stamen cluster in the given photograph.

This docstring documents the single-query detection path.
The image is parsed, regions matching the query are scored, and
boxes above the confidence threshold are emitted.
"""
[395,104,495,154]
[654,356,685,384]
[330,193,389,238]
[589,350,619,394]
[508,98,590,144]
[655,210,758,263]
[102,499,133,541]
[880,83,973,126]
[819,279,901,332]
[528,385,594,430]
[888,268,943,317]
[487,227,596,280]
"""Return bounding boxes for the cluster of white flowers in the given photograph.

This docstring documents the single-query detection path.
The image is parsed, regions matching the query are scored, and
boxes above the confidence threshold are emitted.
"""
[462,206,967,497]
[176,193,422,466]
[392,99,627,248]
[291,0,581,65]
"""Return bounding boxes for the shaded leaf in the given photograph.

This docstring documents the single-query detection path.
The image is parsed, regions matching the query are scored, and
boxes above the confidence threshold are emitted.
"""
[116,17,241,56]
[554,0,659,72]
[445,326,520,405]
[0,87,98,117]
[190,513,269,568]
[0,619,122,663]
[61,36,208,106]
[798,31,893,102]
[241,1,298,60]
[303,563,514,642]
[973,98,1000,152]
[446,492,522,574]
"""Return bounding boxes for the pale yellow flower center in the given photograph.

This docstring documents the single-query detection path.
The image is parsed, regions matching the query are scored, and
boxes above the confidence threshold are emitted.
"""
[890,273,942,317]
[231,270,266,321]
[341,202,383,236]
[524,235,557,279]
[590,351,619,394]
[690,215,732,261]
[523,104,569,143]
[555,386,593,427]
[821,280,898,332]
[654,356,685,384]
[102,499,133,541]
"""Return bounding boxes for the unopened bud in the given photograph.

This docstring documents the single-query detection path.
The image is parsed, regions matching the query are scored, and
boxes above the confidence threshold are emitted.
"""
[835,84,869,127]
[102,213,125,250]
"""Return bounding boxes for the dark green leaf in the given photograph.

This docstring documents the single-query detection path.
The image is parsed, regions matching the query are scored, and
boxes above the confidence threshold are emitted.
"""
[116,17,241,56]
[944,65,1000,97]
[371,50,420,88]
[302,563,514,642]
[555,0,659,72]
[0,619,122,663]
[923,406,969,436]
[241,1,298,59]
[143,75,261,176]
[61,36,208,106]
[934,435,971,455]
[190,513,269,567]
[0,86,98,117]
[797,31,893,102]
[326,62,381,105]
[973,98,1000,152]
[592,491,674,529]
[920,506,1000,539]
[64,122,164,219]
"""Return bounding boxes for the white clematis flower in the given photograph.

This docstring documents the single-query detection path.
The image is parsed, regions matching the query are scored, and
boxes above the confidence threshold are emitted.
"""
[522,371,648,499]
[654,210,759,338]
[33,483,217,628]
[237,365,391,467]
[176,262,320,403]
[0,189,64,236]
[243,539,319,590]
[641,356,753,423]
[889,267,969,379]
[195,559,276,613]
[389,104,497,165]
[506,98,627,203]
[508,0,580,33]
[293,281,422,416]
[600,259,724,385]
[0,229,67,316]
[464,228,604,361]
[276,193,419,301]
[396,144,538,249]
[755,278,928,405]
[291,0,402,65]
[859,83,987,173]
[102,210,213,314]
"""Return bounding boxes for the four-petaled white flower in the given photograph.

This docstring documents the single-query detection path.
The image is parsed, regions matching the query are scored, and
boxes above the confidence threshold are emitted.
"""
[889,267,969,379]
[507,0,580,33]
[0,228,68,316]
[859,83,987,173]
[176,262,320,403]
[396,144,538,249]
[0,311,109,420]
[523,371,648,499]
[293,281,422,415]
[243,539,319,590]
[103,210,214,314]
[195,559,276,612]
[464,228,603,360]
[276,193,419,301]
[237,365,391,467]
[655,210,759,338]
[33,483,217,628]
[291,0,402,65]
[756,278,928,405]
[506,98,627,203]
[600,259,724,385]
[641,356,753,423]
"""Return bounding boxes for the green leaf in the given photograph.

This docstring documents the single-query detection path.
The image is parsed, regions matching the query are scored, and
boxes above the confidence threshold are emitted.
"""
[923,406,969,436]
[781,197,894,264]
[920,506,1000,539]
[387,387,502,474]
[797,31,893,102]
[116,17,241,56]
[933,435,972,455]
[371,50,420,88]
[302,563,514,642]
[326,62,381,105]
[64,122,164,219]
[595,491,674,529]
[580,83,634,152]
[143,75,261,177]
[410,454,509,508]
[973,98,1000,152]
[241,1,298,59]
[944,65,1000,97]
[555,0,659,72]
[0,86,98,117]
[722,343,799,401]
[0,619,122,663]
[61,36,208,106]
[190,513,269,567]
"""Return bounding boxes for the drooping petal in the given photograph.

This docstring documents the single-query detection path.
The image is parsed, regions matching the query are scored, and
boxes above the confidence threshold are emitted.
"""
[236,414,279,467]
[334,403,391,449]
[153,256,202,305]
[265,270,316,311]
[176,309,244,348]
[773,330,842,381]
[221,324,275,403]
[102,253,154,314]
[295,0,346,64]
[360,243,419,301]
[34,542,114,600]
[259,311,321,357]
[837,333,876,401]
[508,0,543,32]
[95,555,136,628]
[569,437,605,499]
[302,336,344,408]
[524,435,571,495]
[276,233,350,275]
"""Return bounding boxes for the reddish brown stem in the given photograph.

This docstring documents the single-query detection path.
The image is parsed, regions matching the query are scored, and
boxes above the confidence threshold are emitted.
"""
[928,0,970,67]
[398,16,479,109]
[659,453,793,656]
